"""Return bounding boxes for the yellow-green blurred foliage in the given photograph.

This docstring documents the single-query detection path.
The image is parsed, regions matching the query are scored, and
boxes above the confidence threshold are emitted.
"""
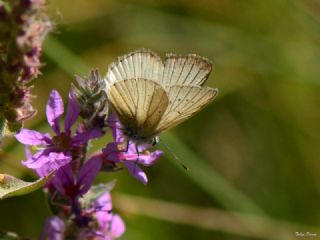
[0,0,320,239]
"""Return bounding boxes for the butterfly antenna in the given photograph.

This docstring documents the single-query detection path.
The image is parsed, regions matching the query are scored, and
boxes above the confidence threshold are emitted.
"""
[159,139,190,171]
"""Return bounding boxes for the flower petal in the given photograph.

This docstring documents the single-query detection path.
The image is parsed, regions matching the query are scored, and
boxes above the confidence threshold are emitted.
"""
[46,90,64,134]
[22,149,47,168]
[51,163,75,198]
[64,90,80,133]
[72,129,103,144]
[23,151,72,177]
[102,143,125,162]
[137,150,163,166]
[77,156,102,196]
[124,162,148,185]
[15,129,50,146]
[110,214,125,238]
[40,216,65,240]
[108,111,125,142]
[94,192,113,230]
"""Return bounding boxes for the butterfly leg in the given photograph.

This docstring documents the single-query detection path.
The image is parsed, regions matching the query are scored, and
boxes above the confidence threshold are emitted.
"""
[132,143,141,176]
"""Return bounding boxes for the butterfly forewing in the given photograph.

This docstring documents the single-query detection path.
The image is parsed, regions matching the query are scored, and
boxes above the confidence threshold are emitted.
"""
[108,79,169,138]
[155,85,218,134]
[161,54,212,87]
[106,49,163,88]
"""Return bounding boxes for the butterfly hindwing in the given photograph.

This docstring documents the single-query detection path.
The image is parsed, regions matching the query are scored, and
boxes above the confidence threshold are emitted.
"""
[108,79,169,138]
[155,85,218,134]
[161,54,212,87]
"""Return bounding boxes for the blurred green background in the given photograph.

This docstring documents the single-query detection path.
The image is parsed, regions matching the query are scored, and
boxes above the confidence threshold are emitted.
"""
[1,0,320,239]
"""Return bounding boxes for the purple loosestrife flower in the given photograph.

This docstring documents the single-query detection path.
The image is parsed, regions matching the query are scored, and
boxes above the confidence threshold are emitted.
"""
[41,181,125,239]
[102,112,163,185]
[15,90,102,177]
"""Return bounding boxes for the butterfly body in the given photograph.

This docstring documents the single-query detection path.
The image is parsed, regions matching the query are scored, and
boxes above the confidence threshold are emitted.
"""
[105,49,218,145]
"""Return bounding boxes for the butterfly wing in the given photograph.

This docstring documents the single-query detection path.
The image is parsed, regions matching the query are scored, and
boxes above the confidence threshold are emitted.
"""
[105,49,164,88]
[161,54,212,87]
[154,85,218,134]
[108,78,169,138]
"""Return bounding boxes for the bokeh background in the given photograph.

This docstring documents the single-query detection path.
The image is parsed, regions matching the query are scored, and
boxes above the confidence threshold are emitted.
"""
[1,0,320,239]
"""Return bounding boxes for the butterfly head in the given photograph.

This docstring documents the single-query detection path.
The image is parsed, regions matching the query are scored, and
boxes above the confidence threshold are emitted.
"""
[123,127,159,146]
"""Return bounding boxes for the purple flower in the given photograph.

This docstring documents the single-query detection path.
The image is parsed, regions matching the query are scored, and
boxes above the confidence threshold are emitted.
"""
[102,112,163,185]
[51,156,102,200]
[15,90,102,177]
[40,216,65,240]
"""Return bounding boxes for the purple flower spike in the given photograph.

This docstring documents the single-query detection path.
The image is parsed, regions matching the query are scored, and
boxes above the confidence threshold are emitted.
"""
[102,111,163,184]
[15,90,102,177]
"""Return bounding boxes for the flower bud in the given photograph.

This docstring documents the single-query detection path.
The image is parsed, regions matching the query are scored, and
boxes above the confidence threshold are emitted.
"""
[72,69,108,131]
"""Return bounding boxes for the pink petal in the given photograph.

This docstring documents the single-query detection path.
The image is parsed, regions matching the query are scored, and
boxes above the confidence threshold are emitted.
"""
[137,150,163,166]
[64,90,80,133]
[108,111,125,142]
[15,129,50,146]
[46,90,64,134]
[110,214,125,238]
[95,192,113,229]
[72,129,103,144]
[77,156,102,196]
[24,151,72,177]
[51,164,75,198]
[102,143,126,162]
[124,162,148,185]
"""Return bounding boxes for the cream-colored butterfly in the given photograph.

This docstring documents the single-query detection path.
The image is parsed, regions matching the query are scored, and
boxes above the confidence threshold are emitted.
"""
[105,49,218,145]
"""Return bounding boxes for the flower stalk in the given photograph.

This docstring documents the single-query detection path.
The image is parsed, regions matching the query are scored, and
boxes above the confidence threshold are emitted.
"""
[0,0,51,135]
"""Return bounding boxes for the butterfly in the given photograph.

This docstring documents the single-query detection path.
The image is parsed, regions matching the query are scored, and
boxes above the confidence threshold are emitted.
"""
[104,49,218,146]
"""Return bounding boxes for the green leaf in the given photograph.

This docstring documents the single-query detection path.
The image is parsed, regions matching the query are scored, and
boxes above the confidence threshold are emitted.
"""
[0,173,53,200]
